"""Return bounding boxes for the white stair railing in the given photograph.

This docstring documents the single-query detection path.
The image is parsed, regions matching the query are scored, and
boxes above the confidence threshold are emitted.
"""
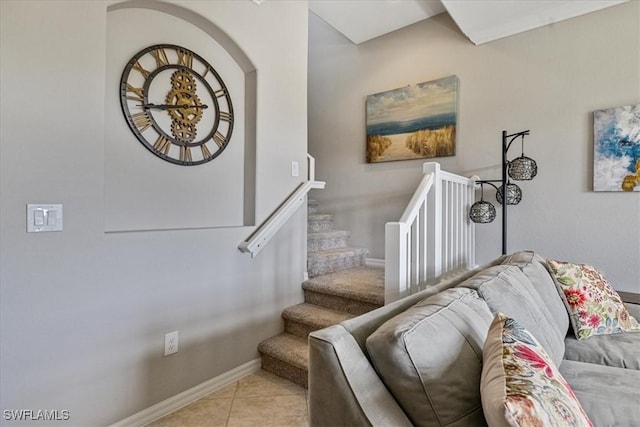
[239,154,325,257]
[385,162,476,303]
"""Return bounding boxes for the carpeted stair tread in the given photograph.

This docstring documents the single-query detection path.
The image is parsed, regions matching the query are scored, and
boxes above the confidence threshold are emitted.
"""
[308,229,350,239]
[308,214,335,233]
[307,246,366,260]
[302,266,384,306]
[307,230,350,252]
[308,213,333,221]
[283,303,354,331]
[258,333,308,370]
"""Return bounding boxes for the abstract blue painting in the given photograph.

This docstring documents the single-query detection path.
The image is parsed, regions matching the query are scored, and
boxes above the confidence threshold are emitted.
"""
[593,104,640,192]
[366,76,458,163]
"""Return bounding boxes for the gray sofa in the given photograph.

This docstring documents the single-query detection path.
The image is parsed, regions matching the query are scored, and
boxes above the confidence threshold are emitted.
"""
[308,251,640,426]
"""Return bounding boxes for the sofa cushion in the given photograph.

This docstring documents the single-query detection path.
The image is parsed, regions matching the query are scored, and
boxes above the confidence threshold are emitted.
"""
[366,287,493,427]
[560,360,640,427]
[458,265,566,367]
[547,260,640,340]
[502,251,570,337]
[564,332,640,369]
[481,313,592,427]
[625,302,640,321]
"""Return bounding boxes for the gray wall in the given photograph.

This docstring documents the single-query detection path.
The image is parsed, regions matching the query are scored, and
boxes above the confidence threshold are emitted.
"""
[308,2,640,293]
[0,1,308,425]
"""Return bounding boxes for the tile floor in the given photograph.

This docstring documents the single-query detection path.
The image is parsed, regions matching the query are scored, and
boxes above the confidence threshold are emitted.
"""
[146,370,308,427]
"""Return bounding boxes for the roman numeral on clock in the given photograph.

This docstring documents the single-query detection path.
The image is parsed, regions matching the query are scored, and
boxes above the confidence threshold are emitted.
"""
[132,61,150,79]
[179,146,192,162]
[213,131,227,148]
[219,111,233,122]
[177,49,193,68]
[201,143,213,159]
[131,112,152,132]
[153,135,171,155]
[151,48,169,67]
[126,84,145,102]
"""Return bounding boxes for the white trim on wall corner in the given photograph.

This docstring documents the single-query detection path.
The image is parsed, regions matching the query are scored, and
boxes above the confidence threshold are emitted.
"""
[109,358,261,427]
[366,258,385,268]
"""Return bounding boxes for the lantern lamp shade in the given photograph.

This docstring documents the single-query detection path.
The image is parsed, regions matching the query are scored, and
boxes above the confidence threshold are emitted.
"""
[509,156,538,180]
[496,183,522,205]
[469,200,496,223]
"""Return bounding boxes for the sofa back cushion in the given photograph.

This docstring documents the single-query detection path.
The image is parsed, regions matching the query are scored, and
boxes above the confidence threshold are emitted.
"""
[366,287,492,427]
[458,264,566,367]
[341,255,508,352]
[501,251,570,337]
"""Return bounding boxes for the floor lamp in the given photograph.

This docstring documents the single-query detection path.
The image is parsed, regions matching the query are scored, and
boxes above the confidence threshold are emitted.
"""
[469,130,537,255]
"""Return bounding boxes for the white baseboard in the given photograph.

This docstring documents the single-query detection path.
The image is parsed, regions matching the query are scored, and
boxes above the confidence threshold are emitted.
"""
[366,258,385,268]
[110,358,261,427]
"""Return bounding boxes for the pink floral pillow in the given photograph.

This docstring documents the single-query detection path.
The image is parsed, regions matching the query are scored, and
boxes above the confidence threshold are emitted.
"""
[547,260,640,340]
[481,313,593,427]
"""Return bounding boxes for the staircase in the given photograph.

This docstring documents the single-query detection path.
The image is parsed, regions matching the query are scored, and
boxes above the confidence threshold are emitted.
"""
[306,200,369,276]
[257,200,383,388]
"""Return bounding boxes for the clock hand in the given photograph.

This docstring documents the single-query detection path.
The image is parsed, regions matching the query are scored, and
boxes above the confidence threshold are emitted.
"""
[139,103,209,110]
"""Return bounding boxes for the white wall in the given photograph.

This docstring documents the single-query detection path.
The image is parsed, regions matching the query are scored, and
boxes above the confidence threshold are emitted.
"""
[309,2,640,292]
[104,6,247,231]
[0,1,308,425]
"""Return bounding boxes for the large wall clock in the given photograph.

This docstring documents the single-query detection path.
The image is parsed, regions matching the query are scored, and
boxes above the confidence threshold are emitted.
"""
[120,44,234,166]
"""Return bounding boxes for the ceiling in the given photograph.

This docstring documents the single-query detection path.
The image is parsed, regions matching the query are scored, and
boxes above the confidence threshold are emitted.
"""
[308,0,628,45]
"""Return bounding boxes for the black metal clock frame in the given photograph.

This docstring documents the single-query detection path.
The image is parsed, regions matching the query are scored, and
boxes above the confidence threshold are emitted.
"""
[119,44,234,166]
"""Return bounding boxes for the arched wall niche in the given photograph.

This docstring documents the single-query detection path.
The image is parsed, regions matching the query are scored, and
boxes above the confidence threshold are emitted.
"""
[108,0,255,72]
[105,0,256,230]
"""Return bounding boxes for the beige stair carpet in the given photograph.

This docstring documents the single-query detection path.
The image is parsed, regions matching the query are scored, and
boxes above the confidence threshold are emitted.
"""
[258,200,383,388]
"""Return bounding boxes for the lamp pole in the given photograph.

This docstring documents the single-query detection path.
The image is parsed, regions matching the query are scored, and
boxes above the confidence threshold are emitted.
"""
[471,130,532,254]
[501,129,530,255]
[502,130,508,255]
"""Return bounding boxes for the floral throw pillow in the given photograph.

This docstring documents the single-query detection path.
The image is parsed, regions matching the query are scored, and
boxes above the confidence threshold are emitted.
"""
[547,260,640,340]
[481,313,593,427]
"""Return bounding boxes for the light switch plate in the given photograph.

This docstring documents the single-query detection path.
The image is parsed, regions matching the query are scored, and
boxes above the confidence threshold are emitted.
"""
[27,204,63,232]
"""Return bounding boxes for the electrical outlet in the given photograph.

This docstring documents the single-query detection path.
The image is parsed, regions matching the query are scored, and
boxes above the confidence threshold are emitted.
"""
[164,331,179,356]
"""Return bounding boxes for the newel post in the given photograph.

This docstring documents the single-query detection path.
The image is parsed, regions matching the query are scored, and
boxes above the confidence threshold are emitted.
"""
[423,162,442,280]
[384,222,407,304]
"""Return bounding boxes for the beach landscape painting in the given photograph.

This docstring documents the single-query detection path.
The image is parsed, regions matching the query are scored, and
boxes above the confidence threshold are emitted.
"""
[593,104,640,192]
[366,75,458,163]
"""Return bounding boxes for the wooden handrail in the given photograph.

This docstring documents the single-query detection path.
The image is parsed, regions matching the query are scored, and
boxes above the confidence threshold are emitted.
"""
[239,154,325,257]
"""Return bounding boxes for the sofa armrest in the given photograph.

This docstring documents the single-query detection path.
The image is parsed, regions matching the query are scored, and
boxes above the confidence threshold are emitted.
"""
[308,325,412,427]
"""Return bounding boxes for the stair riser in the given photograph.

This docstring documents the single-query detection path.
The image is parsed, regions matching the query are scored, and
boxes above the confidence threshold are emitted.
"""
[261,355,308,389]
[303,289,382,316]
[308,254,366,277]
[307,236,349,253]
[284,319,318,338]
[308,201,319,215]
